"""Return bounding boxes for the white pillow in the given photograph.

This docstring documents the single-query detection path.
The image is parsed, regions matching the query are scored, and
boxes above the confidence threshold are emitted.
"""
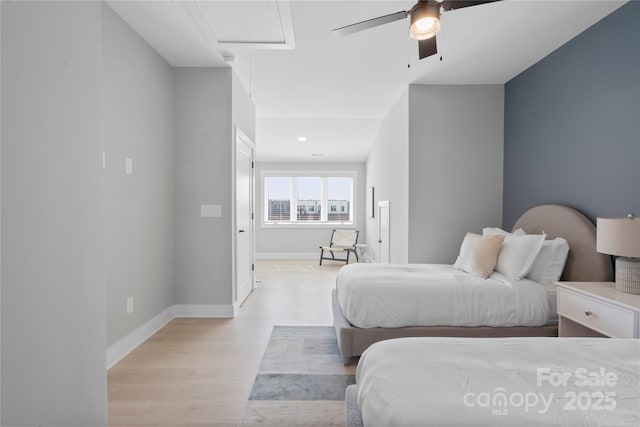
[453,233,505,279]
[494,234,546,279]
[483,227,526,236]
[526,238,570,284]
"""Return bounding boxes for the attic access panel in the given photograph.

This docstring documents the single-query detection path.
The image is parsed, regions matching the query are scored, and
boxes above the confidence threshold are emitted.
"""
[192,0,295,48]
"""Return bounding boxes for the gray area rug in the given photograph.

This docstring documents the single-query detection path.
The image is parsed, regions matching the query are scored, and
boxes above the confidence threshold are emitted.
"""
[241,326,356,426]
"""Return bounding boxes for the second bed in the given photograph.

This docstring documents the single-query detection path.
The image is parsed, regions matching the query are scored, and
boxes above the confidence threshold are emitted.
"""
[333,204,613,364]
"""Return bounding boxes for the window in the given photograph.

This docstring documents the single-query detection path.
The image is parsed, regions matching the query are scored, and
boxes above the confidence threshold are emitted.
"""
[297,177,321,221]
[266,177,291,221]
[328,177,352,222]
[263,171,355,227]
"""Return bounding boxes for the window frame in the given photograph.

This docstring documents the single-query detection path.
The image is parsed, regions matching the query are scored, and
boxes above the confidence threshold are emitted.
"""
[261,170,357,229]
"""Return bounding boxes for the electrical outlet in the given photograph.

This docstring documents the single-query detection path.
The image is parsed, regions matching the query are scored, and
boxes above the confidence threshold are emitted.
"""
[126,296,134,315]
[125,157,133,175]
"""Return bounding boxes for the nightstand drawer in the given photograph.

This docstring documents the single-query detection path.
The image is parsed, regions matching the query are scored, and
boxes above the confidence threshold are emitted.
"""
[557,288,636,338]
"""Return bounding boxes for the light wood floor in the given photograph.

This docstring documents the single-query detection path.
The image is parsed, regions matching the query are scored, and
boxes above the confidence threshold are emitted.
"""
[108,259,356,426]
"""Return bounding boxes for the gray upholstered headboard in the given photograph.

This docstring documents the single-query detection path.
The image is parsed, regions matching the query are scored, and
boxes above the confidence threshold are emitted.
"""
[512,205,613,282]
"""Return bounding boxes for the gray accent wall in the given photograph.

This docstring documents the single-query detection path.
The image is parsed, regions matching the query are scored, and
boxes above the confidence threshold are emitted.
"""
[101,3,175,347]
[504,1,640,227]
[1,1,108,425]
[408,85,504,263]
[255,162,366,256]
[365,90,410,263]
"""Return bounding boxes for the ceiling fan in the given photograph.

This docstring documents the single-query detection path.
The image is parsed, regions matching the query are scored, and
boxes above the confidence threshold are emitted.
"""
[332,0,503,60]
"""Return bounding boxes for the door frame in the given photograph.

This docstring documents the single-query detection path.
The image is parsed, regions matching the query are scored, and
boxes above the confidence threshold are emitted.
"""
[232,126,255,314]
[377,200,390,263]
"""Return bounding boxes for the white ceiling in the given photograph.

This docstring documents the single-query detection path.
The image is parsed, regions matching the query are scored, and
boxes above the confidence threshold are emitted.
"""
[108,0,626,162]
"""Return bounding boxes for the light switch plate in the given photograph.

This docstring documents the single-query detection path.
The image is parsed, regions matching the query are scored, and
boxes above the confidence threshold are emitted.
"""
[201,204,222,218]
[125,157,133,175]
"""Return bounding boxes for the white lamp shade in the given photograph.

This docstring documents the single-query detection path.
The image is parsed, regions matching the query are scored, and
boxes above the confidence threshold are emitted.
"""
[597,217,640,258]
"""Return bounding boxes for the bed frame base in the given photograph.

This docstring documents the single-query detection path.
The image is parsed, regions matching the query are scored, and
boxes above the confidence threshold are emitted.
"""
[332,288,558,365]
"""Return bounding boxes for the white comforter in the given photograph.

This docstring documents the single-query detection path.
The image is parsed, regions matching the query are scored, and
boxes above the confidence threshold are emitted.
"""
[337,263,551,328]
[357,337,640,426]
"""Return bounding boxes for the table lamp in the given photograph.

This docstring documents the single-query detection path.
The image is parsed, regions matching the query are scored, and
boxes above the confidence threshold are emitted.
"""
[597,214,640,294]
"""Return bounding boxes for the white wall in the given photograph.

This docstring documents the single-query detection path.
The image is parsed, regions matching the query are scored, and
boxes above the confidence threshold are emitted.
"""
[1,1,3,417]
[101,3,175,347]
[365,90,409,263]
[1,1,108,425]
[173,68,255,309]
[364,85,503,265]
[0,3,256,422]
[232,71,256,143]
[255,162,366,257]
[173,68,234,306]
[408,85,504,263]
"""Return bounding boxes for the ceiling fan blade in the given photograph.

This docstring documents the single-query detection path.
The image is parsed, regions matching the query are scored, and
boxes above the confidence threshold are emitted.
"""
[418,37,438,60]
[441,0,502,11]
[332,11,408,36]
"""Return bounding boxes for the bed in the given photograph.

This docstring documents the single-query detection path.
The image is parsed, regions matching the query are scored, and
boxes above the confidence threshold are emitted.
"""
[346,337,640,426]
[333,205,613,365]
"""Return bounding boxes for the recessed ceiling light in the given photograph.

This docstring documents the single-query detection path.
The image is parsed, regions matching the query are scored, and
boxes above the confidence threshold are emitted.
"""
[298,136,307,142]
[311,153,323,157]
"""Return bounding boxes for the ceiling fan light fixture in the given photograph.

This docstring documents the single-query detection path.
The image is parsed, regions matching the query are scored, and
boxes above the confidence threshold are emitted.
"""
[409,2,441,40]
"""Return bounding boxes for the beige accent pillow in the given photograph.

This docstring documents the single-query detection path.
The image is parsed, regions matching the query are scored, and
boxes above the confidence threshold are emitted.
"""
[454,233,505,279]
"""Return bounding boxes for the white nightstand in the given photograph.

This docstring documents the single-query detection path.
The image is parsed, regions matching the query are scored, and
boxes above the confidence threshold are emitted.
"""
[557,282,640,338]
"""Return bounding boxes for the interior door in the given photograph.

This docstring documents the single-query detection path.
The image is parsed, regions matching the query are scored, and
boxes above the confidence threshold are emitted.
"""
[235,129,255,306]
[378,200,390,263]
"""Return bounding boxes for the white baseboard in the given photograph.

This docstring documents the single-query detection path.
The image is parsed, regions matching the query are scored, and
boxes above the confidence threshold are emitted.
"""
[172,304,236,317]
[232,301,241,317]
[106,306,174,370]
[256,252,318,260]
[106,303,236,369]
